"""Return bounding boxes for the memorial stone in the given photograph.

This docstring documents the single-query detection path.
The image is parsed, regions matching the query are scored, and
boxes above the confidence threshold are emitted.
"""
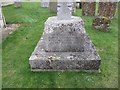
[72,1,76,13]
[29,1,101,71]
[92,16,111,32]
[49,0,57,12]
[41,0,49,7]
[82,2,96,16]
[98,2,117,19]
[0,2,6,28]
[14,0,22,8]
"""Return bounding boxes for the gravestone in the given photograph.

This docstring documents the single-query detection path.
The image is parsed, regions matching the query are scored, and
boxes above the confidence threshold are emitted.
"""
[57,2,72,20]
[72,1,76,13]
[41,0,49,7]
[49,0,76,13]
[98,2,117,19]
[49,0,57,12]
[82,2,96,16]
[2,2,14,6]
[29,1,101,71]
[76,1,82,9]
[92,16,111,32]
[0,2,6,28]
[14,0,22,8]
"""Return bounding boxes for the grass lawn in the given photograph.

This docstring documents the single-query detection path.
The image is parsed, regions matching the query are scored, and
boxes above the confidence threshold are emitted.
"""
[2,2,118,88]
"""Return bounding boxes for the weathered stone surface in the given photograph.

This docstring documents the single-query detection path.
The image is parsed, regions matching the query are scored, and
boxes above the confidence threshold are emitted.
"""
[72,2,76,13]
[49,1,57,12]
[98,2,117,19]
[92,16,111,32]
[57,2,72,20]
[14,0,22,8]
[82,2,96,16]
[41,0,49,7]
[29,16,101,71]
[44,16,85,52]
[76,2,82,9]
[29,1,101,71]
[0,3,6,28]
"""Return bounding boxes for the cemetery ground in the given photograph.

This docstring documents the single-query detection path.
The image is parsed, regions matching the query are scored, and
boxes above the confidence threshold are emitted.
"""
[2,2,118,88]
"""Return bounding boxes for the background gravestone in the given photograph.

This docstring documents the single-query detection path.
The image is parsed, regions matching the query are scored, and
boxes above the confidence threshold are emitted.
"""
[72,2,76,13]
[49,0,57,12]
[92,16,111,32]
[82,2,96,16]
[98,2,117,19]
[76,1,82,9]
[29,1,101,71]
[0,3,6,28]
[41,0,49,7]
[14,0,22,8]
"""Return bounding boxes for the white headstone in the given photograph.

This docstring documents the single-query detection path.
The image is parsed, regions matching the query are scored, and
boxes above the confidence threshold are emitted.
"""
[0,2,6,28]
[72,2,76,13]
[41,0,49,7]
[57,0,72,20]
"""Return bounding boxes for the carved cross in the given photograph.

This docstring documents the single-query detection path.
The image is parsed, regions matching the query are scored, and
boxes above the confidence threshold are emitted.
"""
[57,0,72,20]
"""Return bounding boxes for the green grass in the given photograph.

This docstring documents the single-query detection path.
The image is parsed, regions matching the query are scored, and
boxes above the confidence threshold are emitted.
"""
[2,2,118,88]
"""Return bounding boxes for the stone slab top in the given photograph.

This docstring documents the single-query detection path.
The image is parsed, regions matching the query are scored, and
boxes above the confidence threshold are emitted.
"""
[45,16,84,24]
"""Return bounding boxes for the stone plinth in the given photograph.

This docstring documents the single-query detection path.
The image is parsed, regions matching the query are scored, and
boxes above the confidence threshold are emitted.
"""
[82,2,96,16]
[44,17,84,52]
[29,16,101,71]
[98,2,117,19]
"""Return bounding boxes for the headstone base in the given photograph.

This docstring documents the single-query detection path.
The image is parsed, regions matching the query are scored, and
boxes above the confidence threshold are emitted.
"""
[29,17,101,71]
[29,34,101,71]
[29,16,101,71]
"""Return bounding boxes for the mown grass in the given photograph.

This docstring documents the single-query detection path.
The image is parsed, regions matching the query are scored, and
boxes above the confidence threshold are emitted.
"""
[2,2,118,88]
